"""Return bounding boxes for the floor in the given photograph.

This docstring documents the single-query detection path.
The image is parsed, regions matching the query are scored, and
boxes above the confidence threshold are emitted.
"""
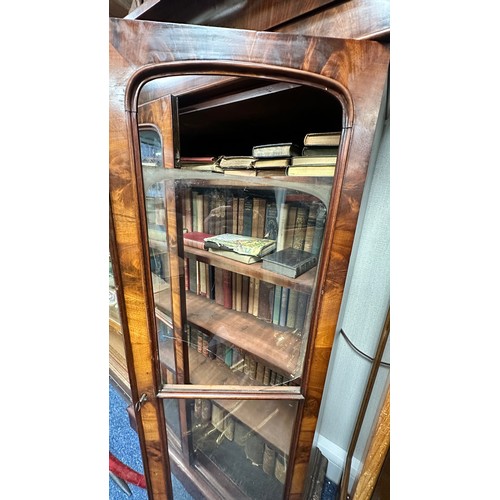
[109,382,193,499]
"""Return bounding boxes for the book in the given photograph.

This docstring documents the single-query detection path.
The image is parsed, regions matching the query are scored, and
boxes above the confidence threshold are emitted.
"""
[222,269,232,309]
[262,247,318,278]
[283,205,297,250]
[292,205,308,251]
[303,203,319,253]
[207,248,261,264]
[219,155,255,169]
[252,142,301,158]
[303,131,342,147]
[294,292,309,333]
[214,267,224,306]
[263,443,276,476]
[290,155,337,167]
[286,289,299,328]
[279,288,289,327]
[224,168,287,177]
[245,433,265,466]
[254,157,291,168]
[257,281,275,323]
[242,196,253,236]
[272,285,282,325]
[241,275,250,313]
[179,156,222,172]
[301,146,339,156]
[252,279,260,317]
[252,197,267,239]
[264,201,279,241]
[276,203,289,251]
[203,233,276,257]
[311,204,327,256]
[183,231,215,250]
[287,165,336,177]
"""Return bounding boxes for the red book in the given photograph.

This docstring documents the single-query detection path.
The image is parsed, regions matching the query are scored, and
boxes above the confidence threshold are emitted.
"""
[183,231,214,250]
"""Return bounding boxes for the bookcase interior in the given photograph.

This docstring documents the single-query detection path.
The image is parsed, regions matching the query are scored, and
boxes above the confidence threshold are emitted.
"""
[141,75,344,158]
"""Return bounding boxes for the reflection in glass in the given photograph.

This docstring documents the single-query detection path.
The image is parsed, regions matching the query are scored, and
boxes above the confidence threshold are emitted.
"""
[109,253,120,325]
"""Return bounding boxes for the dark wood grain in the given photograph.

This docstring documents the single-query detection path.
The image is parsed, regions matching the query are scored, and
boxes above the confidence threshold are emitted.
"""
[110,18,389,499]
[125,0,389,41]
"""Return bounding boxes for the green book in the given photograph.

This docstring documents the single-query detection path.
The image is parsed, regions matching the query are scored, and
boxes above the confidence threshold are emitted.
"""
[272,285,282,325]
[204,233,276,257]
[242,196,253,236]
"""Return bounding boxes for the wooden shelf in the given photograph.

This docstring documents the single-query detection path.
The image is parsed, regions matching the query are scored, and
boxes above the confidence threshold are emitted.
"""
[154,291,302,378]
[185,246,315,293]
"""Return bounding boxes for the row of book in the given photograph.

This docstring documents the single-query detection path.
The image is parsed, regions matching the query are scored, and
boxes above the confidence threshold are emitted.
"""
[189,326,292,386]
[185,261,310,333]
[181,187,327,256]
[179,130,341,177]
[192,398,288,484]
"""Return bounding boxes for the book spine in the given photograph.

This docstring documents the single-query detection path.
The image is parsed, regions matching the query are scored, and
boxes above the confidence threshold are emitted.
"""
[241,275,250,314]
[203,191,210,233]
[208,264,216,300]
[311,204,327,256]
[294,292,310,334]
[214,267,224,306]
[188,257,197,294]
[237,197,245,235]
[184,187,193,233]
[276,203,289,251]
[253,197,266,239]
[231,272,237,310]
[257,281,275,323]
[232,195,239,235]
[247,277,255,315]
[303,204,318,253]
[279,288,289,327]
[235,273,243,312]
[292,205,308,251]
[252,279,260,317]
[222,269,232,309]
[283,205,297,250]
[184,257,190,291]
[272,285,282,325]
[264,200,278,240]
[286,289,298,329]
[199,261,207,297]
[242,196,253,236]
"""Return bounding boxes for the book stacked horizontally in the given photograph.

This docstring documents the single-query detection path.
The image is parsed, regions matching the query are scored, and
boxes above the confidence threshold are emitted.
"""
[204,233,277,264]
[287,131,341,177]
[179,156,223,172]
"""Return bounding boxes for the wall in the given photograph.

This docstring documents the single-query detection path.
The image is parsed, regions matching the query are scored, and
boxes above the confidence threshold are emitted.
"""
[314,109,390,488]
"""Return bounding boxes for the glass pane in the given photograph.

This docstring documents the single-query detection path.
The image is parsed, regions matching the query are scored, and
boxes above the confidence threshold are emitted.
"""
[108,252,120,326]
[166,398,297,499]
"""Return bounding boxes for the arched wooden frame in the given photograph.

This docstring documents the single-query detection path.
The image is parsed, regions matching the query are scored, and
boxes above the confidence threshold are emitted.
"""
[110,18,389,499]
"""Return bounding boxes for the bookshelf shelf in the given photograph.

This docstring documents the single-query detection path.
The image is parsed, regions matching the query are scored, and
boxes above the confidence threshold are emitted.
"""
[155,291,302,377]
[110,17,389,499]
[184,246,315,293]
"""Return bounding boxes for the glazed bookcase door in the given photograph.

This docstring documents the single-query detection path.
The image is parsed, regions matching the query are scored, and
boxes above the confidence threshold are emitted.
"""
[109,18,389,500]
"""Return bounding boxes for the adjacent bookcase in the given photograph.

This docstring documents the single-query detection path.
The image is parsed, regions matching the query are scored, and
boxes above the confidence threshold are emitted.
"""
[109,18,389,500]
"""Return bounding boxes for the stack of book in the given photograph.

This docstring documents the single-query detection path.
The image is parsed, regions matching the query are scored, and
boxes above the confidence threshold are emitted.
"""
[179,156,223,172]
[287,131,341,177]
